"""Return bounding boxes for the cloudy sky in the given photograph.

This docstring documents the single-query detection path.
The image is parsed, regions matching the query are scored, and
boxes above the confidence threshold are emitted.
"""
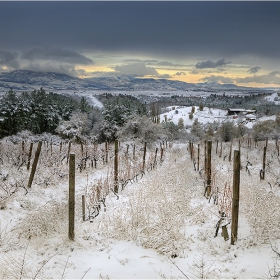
[1,1,280,88]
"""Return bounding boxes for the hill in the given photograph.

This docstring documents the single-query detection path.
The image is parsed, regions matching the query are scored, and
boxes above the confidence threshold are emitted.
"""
[0,70,260,93]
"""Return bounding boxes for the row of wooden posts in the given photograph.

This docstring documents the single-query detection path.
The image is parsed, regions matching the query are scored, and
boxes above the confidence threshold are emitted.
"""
[68,140,166,241]
[189,137,275,245]
[20,138,167,241]
[189,140,241,245]
[23,138,267,244]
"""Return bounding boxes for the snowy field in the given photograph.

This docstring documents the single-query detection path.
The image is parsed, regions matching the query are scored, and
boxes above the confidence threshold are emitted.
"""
[1,137,280,279]
[159,105,276,130]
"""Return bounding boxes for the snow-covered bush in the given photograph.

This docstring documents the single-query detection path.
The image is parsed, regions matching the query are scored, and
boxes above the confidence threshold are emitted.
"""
[217,121,238,142]
[189,112,194,120]
[191,118,205,139]
[14,201,67,239]
[252,120,278,141]
[178,117,184,129]
[98,147,195,257]
[102,95,147,127]
[96,120,119,143]
[55,112,88,142]
[117,115,165,144]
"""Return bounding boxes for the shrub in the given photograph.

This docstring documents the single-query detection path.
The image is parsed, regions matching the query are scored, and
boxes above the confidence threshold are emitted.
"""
[117,115,165,143]
[191,118,204,139]
[189,112,194,120]
[217,121,237,142]
[252,120,277,141]
[178,118,184,129]
[102,95,147,127]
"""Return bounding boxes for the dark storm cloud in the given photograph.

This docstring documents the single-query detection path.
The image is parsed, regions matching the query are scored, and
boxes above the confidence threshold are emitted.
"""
[122,59,158,64]
[0,2,280,59]
[0,50,20,69]
[22,62,84,77]
[0,47,94,76]
[21,47,93,65]
[156,61,186,67]
[247,66,261,74]
[195,59,231,69]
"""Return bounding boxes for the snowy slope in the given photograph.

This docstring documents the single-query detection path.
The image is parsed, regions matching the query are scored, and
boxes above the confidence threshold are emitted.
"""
[265,92,280,105]
[160,106,233,126]
[0,141,279,279]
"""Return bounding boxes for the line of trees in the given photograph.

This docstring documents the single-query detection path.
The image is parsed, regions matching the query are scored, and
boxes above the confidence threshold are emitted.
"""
[0,88,85,138]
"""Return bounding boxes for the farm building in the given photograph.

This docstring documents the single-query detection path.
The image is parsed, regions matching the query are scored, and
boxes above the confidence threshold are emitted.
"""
[227,108,256,115]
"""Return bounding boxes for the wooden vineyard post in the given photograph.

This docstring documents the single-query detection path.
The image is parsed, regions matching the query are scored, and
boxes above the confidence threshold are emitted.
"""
[191,142,194,160]
[50,140,52,156]
[27,142,33,171]
[219,141,223,158]
[114,140,119,193]
[261,146,267,180]
[66,142,71,164]
[206,141,212,198]
[93,142,98,168]
[231,150,240,245]
[60,142,62,153]
[229,141,232,162]
[142,141,147,171]
[154,147,158,167]
[197,143,200,171]
[81,143,84,157]
[133,144,136,161]
[160,146,164,161]
[22,141,24,152]
[276,138,279,157]
[189,142,193,160]
[27,141,42,188]
[69,154,75,241]
[216,140,218,154]
[82,195,86,221]
[222,225,229,241]
[204,140,207,175]
[105,141,108,164]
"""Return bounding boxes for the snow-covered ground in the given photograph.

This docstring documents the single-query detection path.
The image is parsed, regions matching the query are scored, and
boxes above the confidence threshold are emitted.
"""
[265,92,280,105]
[159,103,278,130]
[1,139,280,279]
[160,106,229,127]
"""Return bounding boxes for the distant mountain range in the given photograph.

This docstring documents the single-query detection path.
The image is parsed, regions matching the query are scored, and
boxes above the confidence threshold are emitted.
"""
[0,70,269,93]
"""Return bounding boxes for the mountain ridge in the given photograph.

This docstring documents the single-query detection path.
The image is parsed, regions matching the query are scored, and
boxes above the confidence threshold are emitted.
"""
[0,70,268,92]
